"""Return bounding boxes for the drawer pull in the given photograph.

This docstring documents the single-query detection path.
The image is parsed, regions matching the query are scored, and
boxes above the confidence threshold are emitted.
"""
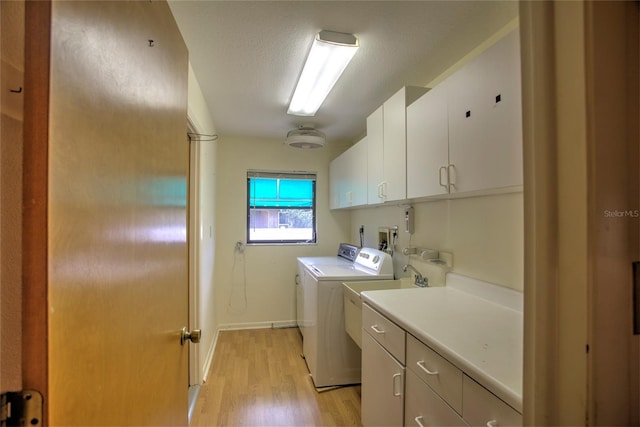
[414,416,425,427]
[370,325,385,334]
[486,420,498,427]
[416,360,439,375]
[392,373,402,396]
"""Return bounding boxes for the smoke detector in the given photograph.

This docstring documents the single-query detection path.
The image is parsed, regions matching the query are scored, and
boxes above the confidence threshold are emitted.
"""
[285,126,326,149]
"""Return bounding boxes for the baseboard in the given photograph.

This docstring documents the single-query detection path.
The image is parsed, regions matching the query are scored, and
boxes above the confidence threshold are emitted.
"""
[217,320,297,331]
[201,329,219,383]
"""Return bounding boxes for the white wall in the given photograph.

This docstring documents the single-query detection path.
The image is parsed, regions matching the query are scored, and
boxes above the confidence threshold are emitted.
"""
[187,63,218,381]
[350,192,523,290]
[214,136,350,328]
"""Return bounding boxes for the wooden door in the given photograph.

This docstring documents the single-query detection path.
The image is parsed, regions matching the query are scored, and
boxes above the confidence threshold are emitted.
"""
[0,0,25,395]
[23,1,190,424]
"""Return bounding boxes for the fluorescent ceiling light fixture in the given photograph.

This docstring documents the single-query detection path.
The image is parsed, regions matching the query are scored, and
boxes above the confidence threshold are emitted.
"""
[288,30,359,116]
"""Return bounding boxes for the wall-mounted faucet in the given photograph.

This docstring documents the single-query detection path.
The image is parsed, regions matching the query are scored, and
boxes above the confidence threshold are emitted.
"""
[403,264,428,287]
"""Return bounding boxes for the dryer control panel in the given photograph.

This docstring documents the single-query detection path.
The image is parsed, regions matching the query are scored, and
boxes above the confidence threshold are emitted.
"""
[355,248,393,275]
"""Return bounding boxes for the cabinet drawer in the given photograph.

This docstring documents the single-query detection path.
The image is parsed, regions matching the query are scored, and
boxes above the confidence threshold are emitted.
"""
[363,303,406,363]
[462,375,522,427]
[405,368,467,427]
[406,334,463,414]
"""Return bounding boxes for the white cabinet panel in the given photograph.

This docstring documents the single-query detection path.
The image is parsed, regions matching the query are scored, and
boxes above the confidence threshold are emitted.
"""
[462,375,522,427]
[406,28,522,199]
[329,151,347,209]
[446,53,485,194]
[362,330,405,427]
[406,81,450,198]
[329,136,368,209]
[406,334,463,414]
[363,302,406,364]
[383,88,409,202]
[367,87,428,204]
[480,29,523,191]
[367,105,385,203]
[447,29,522,194]
[405,368,467,427]
[347,138,368,206]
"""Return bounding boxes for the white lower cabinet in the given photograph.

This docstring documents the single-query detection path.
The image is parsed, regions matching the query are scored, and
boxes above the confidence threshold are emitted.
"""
[362,304,406,427]
[361,303,521,427]
[462,375,522,427]
[362,332,405,427]
[406,334,463,414]
[405,368,467,427]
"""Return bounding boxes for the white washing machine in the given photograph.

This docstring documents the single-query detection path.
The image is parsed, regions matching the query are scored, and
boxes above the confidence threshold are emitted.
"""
[296,243,360,336]
[297,247,393,388]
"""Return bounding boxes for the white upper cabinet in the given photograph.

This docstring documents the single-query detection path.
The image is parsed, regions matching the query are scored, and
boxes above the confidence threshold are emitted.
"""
[406,81,450,199]
[329,150,347,209]
[406,28,523,199]
[329,136,368,209]
[366,105,385,203]
[334,29,522,208]
[447,28,522,194]
[368,86,428,204]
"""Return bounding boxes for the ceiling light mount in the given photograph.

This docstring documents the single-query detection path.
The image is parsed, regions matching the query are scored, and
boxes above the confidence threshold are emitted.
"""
[285,125,326,149]
[288,30,359,117]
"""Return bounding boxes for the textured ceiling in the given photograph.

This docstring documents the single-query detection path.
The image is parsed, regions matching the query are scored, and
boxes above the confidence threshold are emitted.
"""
[168,1,518,146]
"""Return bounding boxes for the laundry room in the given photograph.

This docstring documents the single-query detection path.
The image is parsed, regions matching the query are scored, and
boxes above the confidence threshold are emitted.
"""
[8,0,638,426]
[185,1,526,423]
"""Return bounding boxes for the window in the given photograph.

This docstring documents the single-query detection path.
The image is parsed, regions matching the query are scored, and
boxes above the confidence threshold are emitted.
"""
[247,171,317,244]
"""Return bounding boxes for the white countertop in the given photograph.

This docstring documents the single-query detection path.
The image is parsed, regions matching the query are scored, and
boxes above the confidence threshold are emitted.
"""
[360,275,523,413]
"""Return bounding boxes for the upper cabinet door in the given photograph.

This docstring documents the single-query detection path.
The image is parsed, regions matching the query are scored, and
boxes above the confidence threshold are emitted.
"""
[447,29,523,194]
[446,52,486,194]
[329,153,346,209]
[382,88,408,202]
[407,82,449,199]
[367,105,385,204]
[329,136,368,209]
[348,137,368,207]
[481,29,523,191]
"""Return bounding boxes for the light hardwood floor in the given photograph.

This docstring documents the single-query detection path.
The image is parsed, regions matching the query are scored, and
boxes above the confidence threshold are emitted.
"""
[190,328,362,427]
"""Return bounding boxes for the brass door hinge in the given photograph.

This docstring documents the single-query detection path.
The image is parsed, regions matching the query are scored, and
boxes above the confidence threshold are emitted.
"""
[0,390,42,427]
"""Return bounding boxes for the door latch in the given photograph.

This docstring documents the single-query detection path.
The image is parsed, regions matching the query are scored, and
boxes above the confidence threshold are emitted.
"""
[634,262,640,335]
[1,390,42,427]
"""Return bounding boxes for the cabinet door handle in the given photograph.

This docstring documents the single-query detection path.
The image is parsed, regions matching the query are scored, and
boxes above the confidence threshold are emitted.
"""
[392,373,402,396]
[378,182,387,200]
[486,420,498,427]
[416,360,439,375]
[439,166,448,190]
[447,164,456,190]
[414,416,425,427]
[370,324,385,334]
[346,191,352,203]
